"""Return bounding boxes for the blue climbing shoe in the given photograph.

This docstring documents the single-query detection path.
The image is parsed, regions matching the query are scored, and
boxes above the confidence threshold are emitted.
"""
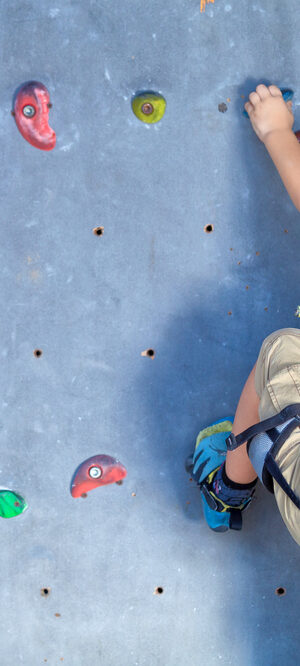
[186,417,248,532]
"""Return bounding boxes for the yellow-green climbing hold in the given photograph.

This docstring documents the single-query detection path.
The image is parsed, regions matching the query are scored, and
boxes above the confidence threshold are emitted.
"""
[195,421,233,451]
[131,92,166,124]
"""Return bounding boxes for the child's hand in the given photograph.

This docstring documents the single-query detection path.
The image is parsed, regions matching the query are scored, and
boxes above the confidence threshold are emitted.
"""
[244,84,294,143]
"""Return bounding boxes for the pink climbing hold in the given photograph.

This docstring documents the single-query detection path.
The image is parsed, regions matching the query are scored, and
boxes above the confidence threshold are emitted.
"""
[13,81,56,151]
[70,455,127,498]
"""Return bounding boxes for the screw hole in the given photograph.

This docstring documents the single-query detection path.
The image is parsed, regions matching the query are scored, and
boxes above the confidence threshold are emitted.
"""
[41,588,51,597]
[22,104,36,118]
[275,587,286,596]
[93,226,104,236]
[116,480,124,485]
[81,493,88,499]
[141,348,155,359]
[218,102,228,113]
[14,501,20,507]
[204,224,214,234]
[141,102,154,115]
[154,587,164,595]
[34,349,42,358]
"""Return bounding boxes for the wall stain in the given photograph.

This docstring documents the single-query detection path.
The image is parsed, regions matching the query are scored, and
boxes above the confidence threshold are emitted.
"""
[149,235,155,275]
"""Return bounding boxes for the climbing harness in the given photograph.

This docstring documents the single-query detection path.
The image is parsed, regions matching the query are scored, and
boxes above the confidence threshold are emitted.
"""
[226,403,300,510]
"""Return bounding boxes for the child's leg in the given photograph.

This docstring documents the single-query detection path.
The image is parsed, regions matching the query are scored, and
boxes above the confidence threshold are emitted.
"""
[189,363,260,531]
[225,363,259,484]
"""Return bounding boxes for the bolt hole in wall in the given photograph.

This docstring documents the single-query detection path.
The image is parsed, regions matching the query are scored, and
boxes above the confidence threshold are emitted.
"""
[34,349,42,357]
[40,588,51,596]
[154,587,164,595]
[204,224,214,234]
[93,226,104,236]
[141,348,155,358]
[275,587,286,596]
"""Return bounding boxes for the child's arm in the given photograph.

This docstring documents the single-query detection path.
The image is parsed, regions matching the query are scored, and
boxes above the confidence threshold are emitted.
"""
[245,84,300,212]
[264,129,300,211]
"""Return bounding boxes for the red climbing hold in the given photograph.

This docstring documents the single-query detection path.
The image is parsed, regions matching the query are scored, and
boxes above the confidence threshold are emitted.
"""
[13,81,56,151]
[295,130,300,144]
[70,455,127,498]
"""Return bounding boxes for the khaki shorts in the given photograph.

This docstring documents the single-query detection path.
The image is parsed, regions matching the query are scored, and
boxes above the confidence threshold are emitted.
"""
[255,328,300,546]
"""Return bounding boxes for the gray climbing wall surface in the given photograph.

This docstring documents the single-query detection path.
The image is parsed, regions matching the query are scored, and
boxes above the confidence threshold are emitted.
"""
[1,1,300,664]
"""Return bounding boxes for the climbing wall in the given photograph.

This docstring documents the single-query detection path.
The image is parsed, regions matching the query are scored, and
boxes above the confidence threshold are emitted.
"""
[1,1,300,664]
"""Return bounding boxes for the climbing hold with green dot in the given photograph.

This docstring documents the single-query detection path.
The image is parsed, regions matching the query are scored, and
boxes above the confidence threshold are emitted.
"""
[0,489,28,518]
[131,91,166,124]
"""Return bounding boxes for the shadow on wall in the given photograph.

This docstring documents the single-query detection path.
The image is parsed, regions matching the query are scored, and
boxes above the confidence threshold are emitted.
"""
[132,291,298,509]
[128,76,300,527]
[129,290,299,662]
[129,75,300,515]
[121,74,300,665]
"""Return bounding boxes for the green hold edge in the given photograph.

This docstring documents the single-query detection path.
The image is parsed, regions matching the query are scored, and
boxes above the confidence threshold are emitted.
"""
[131,93,166,123]
[0,490,27,519]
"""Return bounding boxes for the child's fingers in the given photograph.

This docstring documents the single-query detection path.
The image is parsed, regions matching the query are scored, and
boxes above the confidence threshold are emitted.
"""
[268,84,283,97]
[244,101,253,115]
[255,83,282,100]
[244,85,291,114]
[249,91,261,108]
[256,83,272,100]
[246,84,282,110]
